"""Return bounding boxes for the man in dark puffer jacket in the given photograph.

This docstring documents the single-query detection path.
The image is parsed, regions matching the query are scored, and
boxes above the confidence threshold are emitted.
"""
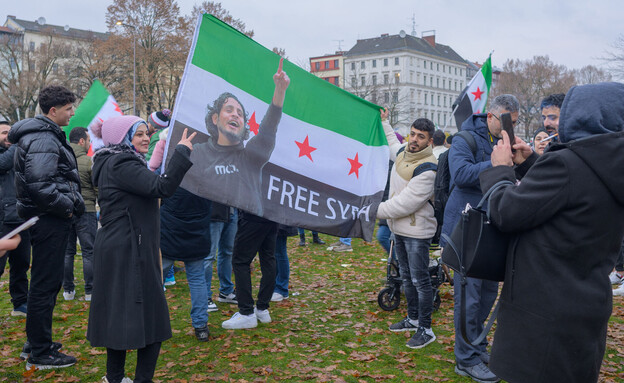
[9,85,85,370]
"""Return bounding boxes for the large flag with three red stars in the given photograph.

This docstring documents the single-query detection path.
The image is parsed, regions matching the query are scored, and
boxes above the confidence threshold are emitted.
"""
[164,14,388,241]
[452,55,492,129]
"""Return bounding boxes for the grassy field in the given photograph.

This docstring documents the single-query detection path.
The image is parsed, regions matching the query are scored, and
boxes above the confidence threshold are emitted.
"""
[1,234,624,382]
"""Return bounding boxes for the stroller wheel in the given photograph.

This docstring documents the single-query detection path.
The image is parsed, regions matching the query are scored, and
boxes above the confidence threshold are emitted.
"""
[378,287,400,311]
[433,291,442,312]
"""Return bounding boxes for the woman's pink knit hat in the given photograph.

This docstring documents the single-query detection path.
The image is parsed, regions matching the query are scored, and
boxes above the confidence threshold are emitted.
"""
[91,115,144,146]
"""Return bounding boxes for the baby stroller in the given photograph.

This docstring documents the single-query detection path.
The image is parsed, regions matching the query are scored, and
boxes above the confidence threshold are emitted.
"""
[377,241,451,311]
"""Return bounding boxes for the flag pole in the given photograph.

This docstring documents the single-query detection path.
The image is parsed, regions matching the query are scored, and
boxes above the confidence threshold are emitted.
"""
[443,103,459,133]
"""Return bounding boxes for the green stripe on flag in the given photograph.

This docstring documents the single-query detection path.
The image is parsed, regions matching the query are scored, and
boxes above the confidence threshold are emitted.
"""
[191,14,386,147]
[480,56,492,110]
[64,80,110,136]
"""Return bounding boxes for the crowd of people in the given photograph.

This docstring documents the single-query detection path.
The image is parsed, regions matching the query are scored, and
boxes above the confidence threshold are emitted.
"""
[0,68,623,383]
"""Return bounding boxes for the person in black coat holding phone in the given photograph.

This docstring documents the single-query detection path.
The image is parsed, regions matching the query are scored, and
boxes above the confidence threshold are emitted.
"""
[480,82,624,383]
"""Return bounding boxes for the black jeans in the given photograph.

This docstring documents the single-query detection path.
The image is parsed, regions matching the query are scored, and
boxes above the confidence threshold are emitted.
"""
[232,214,277,315]
[106,342,161,383]
[63,212,97,294]
[26,214,72,357]
[0,224,31,309]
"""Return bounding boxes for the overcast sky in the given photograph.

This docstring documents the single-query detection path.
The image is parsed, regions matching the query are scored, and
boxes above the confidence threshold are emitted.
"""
[3,0,622,71]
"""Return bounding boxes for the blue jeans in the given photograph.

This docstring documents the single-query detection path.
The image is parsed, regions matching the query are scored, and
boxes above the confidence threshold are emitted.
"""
[376,224,392,254]
[453,274,498,366]
[205,209,238,298]
[394,235,433,328]
[274,234,289,297]
[162,257,208,329]
[64,212,97,294]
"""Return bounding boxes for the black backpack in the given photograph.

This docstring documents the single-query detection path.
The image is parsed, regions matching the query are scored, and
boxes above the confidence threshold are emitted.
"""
[433,131,477,232]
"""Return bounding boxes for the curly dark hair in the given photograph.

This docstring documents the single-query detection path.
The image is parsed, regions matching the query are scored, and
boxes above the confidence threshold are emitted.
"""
[205,92,249,142]
[38,85,76,114]
[540,93,565,110]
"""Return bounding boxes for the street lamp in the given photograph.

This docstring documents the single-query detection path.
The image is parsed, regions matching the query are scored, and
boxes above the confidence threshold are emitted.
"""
[116,21,136,115]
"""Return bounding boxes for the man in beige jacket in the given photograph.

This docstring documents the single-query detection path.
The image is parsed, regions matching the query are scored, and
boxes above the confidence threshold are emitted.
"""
[377,108,437,349]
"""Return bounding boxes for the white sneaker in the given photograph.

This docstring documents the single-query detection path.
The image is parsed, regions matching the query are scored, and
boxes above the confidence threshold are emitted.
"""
[326,241,342,250]
[254,307,272,323]
[84,294,92,302]
[271,292,287,302]
[222,312,257,329]
[207,298,218,312]
[610,271,624,284]
[613,284,624,296]
[63,290,75,301]
[101,377,133,383]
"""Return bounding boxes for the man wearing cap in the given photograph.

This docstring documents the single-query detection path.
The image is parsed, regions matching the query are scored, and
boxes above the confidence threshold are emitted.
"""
[146,109,171,161]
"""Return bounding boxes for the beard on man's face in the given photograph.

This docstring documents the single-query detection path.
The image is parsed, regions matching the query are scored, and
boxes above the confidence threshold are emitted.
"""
[217,124,245,144]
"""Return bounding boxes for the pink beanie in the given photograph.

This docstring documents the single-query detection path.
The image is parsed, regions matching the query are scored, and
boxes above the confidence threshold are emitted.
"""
[92,115,144,146]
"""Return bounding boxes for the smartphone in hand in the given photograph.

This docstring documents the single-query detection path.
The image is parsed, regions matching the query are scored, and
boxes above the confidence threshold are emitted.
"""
[500,113,515,152]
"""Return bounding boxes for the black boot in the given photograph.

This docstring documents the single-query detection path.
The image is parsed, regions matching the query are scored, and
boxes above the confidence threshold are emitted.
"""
[299,233,306,246]
[312,233,325,244]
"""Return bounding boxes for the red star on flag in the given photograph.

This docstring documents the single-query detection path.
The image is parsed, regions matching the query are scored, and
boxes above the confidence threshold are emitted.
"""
[113,102,122,114]
[471,87,484,101]
[295,135,316,161]
[347,152,363,178]
[248,112,259,135]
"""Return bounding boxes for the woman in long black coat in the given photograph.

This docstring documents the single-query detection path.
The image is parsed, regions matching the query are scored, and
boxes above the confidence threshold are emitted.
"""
[86,115,195,383]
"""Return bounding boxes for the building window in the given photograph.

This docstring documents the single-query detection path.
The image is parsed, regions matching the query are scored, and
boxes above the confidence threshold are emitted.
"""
[334,59,339,68]
[351,62,355,70]
[392,91,398,103]
[443,79,446,89]
[29,41,35,51]
[361,76,365,86]
[384,74,389,84]
[392,110,399,122]
[430,77,433,87]
[315,62,320,70]
[437,63,440,71]
[334,77,340,86]
[395,57,399,65]
[410,71,413,82]
[395,73,400,84]
[325,60,329,69]
[437,95,441,106]
[371,92,377,103]
[423,60,426,68]
[430,62,433,70]
[424,92,428,105]
[372,75,377,85]
[410,89,414,101]
[351,77,356,87]
[372,59,377,68]
[384,92,390,103]
[438,112,441,125]
[437,78,440,88]
[361,61,365,69]
[384,58,388,67]
[444,96,447,107]
[455,81,458,91]
[455,67,458,75]
[431,94,434,104]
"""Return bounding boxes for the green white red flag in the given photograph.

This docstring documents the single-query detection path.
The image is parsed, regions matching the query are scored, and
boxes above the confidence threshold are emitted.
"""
[452,55,492,129]
[165,14,388,240]
[64,80,123,152]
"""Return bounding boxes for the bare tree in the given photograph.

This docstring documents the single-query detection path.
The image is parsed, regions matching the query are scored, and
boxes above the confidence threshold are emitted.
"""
[602,34,624,80]
[187,1,254,38]
[493,55,576,139]
[0,28,73,122]
[573,65,613,85]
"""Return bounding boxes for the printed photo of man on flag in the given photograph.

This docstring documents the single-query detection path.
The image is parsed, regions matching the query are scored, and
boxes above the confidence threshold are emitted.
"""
[180,59,290,217]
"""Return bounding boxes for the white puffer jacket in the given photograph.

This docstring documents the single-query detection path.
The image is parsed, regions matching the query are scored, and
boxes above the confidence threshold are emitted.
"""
[376,120,437,239]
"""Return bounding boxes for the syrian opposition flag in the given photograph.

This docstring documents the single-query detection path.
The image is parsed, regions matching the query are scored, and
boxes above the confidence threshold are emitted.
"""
[164,14,388,241]
[64,80,123,153]
[452,55,492,129]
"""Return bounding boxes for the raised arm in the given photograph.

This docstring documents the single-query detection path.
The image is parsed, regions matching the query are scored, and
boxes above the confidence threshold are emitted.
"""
[272,58,290,107]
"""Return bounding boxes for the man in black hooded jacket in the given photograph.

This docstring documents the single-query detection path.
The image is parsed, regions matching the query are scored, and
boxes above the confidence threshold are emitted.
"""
[9,85,85,370]
[479,82,624,383]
